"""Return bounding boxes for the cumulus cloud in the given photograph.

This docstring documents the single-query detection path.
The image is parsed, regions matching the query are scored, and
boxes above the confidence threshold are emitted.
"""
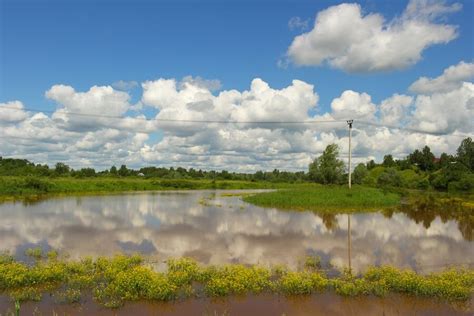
[46,85,131,131]
[287,0,460,72]
[380,94,414,125]
[330,90,376,120]
[409,61,474,94]
[0,101,28,122]
[1,63,473,170]
[411,82,474,134]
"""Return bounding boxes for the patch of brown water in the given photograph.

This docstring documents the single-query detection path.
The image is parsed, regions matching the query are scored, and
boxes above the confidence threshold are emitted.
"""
[1,294,472,316]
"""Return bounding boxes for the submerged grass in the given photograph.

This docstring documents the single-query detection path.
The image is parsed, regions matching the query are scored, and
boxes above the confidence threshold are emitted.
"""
[243,184,401,212]
[0,253,472,309]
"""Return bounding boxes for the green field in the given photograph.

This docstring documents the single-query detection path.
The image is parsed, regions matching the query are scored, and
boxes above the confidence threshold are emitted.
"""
[243,184,401,212]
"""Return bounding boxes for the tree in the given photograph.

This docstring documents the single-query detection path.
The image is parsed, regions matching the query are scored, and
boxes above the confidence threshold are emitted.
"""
[409,146,434,171]
[308,144,344,184]
[382,155,395,167]
[377,168,402,188]
[366,160,376,170]
[352,163,368,184]
[110,165,118,175]
[456,137,474,172]
[118,164,129,177]
[437,153,453,169]
[54,162,70,176]
[421,146,435,171]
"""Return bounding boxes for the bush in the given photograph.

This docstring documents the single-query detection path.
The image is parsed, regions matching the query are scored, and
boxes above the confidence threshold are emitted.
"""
[377,168,402,188]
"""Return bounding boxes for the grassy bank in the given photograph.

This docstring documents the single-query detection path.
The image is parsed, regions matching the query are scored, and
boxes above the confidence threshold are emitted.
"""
[0,253,472,309]
[243,184,401,212]
[0,176,288,200]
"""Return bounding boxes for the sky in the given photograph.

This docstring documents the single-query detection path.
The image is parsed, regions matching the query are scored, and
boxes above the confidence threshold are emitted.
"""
[0,0,473,171]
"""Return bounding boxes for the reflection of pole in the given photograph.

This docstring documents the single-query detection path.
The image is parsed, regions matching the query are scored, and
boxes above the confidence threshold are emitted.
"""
[348,214,352,273]
[347,120,353,273]
[347,120,353,189]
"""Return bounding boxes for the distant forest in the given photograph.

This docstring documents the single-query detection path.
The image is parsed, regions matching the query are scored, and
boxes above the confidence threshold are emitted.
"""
[1,137,473,192]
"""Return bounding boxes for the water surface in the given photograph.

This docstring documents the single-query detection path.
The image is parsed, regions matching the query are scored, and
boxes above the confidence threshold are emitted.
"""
[0,190,472,272]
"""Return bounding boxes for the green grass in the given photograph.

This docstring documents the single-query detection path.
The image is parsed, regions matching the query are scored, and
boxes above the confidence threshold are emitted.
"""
[0,176,290,200]
[0,253,472,309]
[243,184,401,212]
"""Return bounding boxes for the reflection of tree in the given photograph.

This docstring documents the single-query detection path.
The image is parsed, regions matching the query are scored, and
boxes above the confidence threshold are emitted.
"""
[396,195,474,241]
[319,213,339,231]
[458,218,473,241]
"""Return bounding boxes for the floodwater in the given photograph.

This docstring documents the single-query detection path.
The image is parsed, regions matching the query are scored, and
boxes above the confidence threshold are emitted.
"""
[0,190,472,272]
[1,293,472,315]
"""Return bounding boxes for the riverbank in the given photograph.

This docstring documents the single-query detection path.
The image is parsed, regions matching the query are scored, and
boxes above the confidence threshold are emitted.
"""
[0,176,288,201]
[1,253,473,310]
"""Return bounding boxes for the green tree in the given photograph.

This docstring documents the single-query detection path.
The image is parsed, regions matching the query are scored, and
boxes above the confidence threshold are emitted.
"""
[382,155,395,167]
[377,168,402,188]
[437,153,453,169]
[54,162,70,176]
[110,165,118,175]
[409,146,434,171]
[366,160,377,170]
[456,137,474,171]
[308,144,344,184]
[352,163,368,184]
[421,146,435,171]
[118,164,129,177]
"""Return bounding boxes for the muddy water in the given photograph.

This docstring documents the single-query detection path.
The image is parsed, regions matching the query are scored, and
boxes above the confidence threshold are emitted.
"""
[0,190,472,272]
[0,294,472,315]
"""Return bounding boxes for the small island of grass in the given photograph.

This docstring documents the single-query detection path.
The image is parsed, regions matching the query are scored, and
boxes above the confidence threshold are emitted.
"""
[243,184,401,212]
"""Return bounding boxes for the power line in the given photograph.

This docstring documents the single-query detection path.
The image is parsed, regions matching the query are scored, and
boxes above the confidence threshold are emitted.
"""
[357,120,471,138]
[1,105,470,138]
[0,106,348,125]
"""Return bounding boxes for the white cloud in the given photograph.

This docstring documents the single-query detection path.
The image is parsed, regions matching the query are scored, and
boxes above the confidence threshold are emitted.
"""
[1,64,473,170]
[46,84,132,131]
[411,82,474,134]
[287,0,460,72]
[409,61,474,94]
[0,101,28,122]
[180,76,222,91]
[380,94,414,125]
[330,90,376,120]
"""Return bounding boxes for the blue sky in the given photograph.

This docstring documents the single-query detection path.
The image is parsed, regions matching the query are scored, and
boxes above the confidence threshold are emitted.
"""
[2,0,472,111]
[0,0,473,170]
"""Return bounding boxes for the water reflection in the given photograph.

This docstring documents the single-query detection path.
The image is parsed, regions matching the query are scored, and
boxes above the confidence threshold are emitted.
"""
[0,191,472,272]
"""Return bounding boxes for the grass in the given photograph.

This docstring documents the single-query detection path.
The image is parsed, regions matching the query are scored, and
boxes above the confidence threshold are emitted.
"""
[0,176,290,201]
[243,184,401,212]
[0,252,472,309]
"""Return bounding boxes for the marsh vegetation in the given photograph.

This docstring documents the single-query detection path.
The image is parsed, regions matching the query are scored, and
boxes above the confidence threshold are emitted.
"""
[1,253,473,310]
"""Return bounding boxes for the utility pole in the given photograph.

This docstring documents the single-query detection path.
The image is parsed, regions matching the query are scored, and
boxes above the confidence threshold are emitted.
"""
[347,120,353,189]
[346,119,353,273]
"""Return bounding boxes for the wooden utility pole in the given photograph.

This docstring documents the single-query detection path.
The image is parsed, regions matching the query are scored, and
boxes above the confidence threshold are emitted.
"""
[347,119,353,273]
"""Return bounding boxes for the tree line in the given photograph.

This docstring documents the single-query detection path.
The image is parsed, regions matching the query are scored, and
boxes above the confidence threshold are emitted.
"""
[308,137,473,192]
[1,137,472,191]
